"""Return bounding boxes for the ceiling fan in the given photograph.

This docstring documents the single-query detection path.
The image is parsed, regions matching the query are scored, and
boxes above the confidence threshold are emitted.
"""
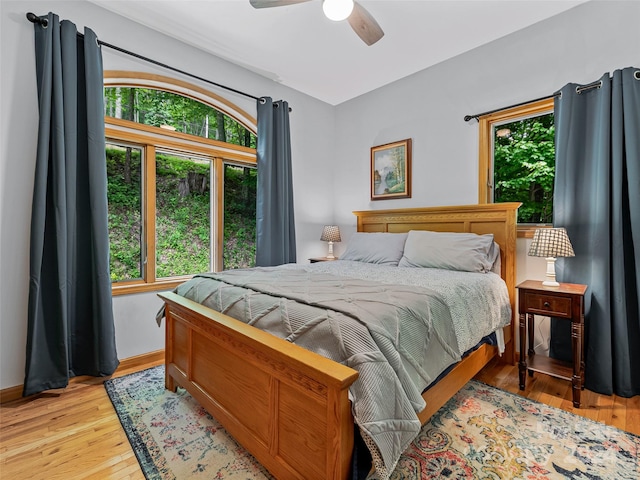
[249,0,384,46]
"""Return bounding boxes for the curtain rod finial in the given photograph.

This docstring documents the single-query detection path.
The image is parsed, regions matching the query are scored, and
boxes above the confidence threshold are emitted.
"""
[26,12,48,26]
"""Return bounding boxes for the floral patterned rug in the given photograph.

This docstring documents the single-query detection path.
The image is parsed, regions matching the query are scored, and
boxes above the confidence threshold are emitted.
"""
[392,381,638,479]
[105,366,638,479]
[105,366,274,479]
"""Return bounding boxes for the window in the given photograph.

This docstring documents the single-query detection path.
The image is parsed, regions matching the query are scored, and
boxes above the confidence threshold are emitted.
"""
[154,150,213,278]
[104,87,256,147]
[104,73,257,295]
[106,142,143,281]
[478,98,555,236]
[223,164,257,269]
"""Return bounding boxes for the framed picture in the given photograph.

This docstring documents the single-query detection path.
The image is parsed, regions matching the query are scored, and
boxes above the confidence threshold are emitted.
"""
[370,138,412,200]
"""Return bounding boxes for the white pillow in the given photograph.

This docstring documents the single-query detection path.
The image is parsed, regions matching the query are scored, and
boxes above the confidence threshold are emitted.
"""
[340,232,408,266]
[398,230,497,273]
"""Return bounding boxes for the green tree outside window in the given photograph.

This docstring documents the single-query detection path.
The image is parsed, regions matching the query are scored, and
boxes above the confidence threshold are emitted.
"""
[493,113,555,224]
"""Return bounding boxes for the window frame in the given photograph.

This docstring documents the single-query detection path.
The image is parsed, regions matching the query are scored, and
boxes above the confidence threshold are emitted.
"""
[477,97,554,238]
[104,72,257,296]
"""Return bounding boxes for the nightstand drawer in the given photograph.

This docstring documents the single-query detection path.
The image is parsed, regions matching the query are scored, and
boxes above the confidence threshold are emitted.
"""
[523,292,572,317]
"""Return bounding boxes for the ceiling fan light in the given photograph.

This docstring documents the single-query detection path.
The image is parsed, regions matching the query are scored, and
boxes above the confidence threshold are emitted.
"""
[322,0,354,22]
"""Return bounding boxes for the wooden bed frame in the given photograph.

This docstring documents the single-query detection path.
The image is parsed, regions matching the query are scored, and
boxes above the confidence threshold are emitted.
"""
[158,202,519,480]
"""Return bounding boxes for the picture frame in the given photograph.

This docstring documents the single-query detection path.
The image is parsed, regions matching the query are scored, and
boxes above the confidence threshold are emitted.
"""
[370,138,412,200]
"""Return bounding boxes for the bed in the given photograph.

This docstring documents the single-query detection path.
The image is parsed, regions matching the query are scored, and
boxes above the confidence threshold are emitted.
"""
[158,203,519,480]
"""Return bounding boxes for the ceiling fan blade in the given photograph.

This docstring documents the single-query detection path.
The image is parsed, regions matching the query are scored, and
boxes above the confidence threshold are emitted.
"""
[347,2,384,46]
[250,0,311,8]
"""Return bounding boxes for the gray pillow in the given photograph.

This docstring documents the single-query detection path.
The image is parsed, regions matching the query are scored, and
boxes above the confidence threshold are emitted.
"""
[398,230,496,273]
[489,241,501,274]
[340,232,408,266]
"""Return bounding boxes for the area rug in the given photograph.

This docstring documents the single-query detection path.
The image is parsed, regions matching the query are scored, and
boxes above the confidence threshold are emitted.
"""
[105,366,639,479]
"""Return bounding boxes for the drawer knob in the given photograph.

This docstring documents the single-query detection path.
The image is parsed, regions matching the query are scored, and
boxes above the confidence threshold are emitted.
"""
[544,301,551,308]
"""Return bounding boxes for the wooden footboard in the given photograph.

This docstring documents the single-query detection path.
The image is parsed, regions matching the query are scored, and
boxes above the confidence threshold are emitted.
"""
[159,291,359,480]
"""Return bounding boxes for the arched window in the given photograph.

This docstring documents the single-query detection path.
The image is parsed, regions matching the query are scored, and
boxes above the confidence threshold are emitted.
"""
[104,72,257,295]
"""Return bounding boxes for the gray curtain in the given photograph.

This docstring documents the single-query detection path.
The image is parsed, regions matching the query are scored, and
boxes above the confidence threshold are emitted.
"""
[553,67,640,397]
[24,13,119,396]
[255,97,297,266]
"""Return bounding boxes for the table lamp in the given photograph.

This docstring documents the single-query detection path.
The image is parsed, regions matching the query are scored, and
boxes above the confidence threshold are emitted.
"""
[320,225,341,259]
[528,227,575,287]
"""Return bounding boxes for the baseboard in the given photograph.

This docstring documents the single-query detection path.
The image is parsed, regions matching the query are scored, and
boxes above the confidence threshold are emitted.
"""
[115,349,165,374]
[0,385,24,405]
[0,349,165,404]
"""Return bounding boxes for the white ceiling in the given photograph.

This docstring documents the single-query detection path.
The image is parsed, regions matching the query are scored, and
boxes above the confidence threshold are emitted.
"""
[88,0,586,105]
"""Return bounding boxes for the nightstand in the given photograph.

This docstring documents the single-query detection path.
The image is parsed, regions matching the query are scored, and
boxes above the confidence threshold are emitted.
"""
[309,257,338,263]
[517,280,588,408]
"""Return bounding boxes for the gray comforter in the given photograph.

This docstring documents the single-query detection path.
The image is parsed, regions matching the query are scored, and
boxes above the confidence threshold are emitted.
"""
[172,263,510,479]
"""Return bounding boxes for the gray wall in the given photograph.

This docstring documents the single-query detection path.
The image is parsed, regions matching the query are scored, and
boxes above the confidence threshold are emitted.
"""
[1,0,638,389]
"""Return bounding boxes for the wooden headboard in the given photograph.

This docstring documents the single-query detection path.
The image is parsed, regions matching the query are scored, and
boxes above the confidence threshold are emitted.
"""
[352,203,520,364]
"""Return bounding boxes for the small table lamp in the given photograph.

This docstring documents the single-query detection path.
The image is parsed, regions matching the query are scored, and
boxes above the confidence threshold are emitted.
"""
[320,225,341,259]
[528,227,575,287]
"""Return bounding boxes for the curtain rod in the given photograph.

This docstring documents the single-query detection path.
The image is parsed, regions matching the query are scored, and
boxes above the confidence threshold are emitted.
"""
[463,93,559,122]
[26,12,261,103]
[464,80,605,122]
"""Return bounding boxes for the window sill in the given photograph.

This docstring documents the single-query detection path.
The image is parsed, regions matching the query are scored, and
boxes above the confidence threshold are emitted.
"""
[517,224,552,238]
[111,277,192,296]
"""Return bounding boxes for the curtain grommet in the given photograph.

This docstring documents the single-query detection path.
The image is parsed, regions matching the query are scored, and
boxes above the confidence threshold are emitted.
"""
[576,80,603,94]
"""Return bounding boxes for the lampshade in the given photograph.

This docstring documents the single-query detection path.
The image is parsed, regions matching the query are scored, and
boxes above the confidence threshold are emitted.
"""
[322,0,354,21]
[320,225,341,243]
[528,227,574,287]
[528,228,575,258]
[320,225,341,259]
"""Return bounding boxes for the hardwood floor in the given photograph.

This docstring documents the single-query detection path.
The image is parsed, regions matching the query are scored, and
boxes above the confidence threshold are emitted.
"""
[1,356,638,480]
[475,357,640,436]
[0,354,163,480]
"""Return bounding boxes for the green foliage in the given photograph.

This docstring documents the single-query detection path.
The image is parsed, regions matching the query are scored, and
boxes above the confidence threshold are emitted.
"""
[223,166,257,270]
[106,146,142,280]
[494,113,555,223]
[155,157,211,278]
[108,211,142,281]
[386,181,405,194]
[106,148,256,282]
[385,171,399,190]
[104,87,256,147]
